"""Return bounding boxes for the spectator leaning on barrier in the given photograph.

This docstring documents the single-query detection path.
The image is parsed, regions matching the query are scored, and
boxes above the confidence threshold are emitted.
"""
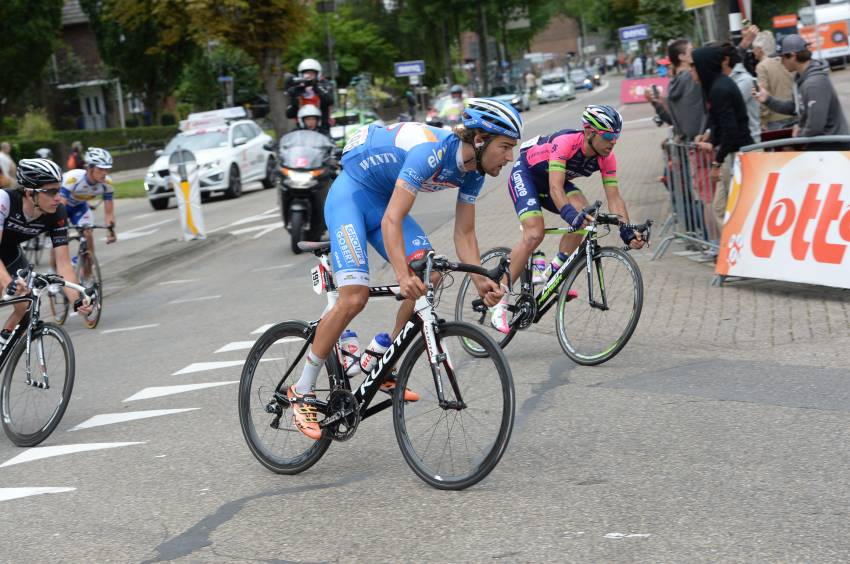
[720,42,761,143]
[754,34,849,150]
[752,31,796,131]
[691,45,754,230]
[645,39,706,142]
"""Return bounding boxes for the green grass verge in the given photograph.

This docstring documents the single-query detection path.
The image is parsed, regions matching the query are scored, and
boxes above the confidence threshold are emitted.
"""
[113,178,147,199]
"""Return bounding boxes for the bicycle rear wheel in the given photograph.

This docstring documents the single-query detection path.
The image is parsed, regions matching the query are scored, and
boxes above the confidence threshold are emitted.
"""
[239,320,333,474]
[393,321,515,490]
[77,251,102,329]
[1,324,75,447]
[453,247,517,356]
[556,247,643,366]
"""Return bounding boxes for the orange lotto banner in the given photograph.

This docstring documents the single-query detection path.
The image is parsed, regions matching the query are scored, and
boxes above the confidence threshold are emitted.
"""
[716,152,850,288]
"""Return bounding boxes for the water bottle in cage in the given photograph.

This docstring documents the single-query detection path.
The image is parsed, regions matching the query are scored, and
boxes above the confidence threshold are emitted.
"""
[338,329,361,377]
[360,332,392,374]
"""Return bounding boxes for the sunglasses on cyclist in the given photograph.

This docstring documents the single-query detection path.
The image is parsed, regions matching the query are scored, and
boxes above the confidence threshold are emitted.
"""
[34,188,61,197]
[596,131,620,142]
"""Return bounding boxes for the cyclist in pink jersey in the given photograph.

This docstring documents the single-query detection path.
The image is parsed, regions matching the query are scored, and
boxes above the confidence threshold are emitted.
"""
[491,105,645,333]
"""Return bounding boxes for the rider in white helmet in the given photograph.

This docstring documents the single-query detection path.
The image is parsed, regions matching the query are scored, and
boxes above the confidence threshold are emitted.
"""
[286,58,334,134]
[297,104,323,131]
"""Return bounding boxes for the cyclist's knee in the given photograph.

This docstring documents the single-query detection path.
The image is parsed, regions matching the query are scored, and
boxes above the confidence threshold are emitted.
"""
[337,285,369,317]
[521,218,544,249]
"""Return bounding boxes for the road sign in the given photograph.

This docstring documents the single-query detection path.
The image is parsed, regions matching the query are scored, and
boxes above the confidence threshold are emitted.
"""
[619,24,651,43]
[394,60,426,77]
[682,0,713,11]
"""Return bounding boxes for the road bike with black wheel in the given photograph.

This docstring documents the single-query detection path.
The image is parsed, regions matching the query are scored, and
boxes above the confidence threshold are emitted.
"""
[1,269,95,446]
[48,225,109,328]
[455,201,652,366]
[239,241,515,490]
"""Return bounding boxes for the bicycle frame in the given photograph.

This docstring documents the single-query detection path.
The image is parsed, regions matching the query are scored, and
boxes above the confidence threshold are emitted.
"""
[273,252,463,426]
[0,292,48,388]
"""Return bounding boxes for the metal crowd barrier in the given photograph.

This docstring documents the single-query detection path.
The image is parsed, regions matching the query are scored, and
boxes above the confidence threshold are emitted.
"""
[652,140,719,260]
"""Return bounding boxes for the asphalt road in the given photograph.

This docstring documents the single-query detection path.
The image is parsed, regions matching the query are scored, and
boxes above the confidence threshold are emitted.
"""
[1,78,848,563]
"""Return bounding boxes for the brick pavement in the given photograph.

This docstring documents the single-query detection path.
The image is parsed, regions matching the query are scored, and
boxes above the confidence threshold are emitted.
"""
[394,101,850,367]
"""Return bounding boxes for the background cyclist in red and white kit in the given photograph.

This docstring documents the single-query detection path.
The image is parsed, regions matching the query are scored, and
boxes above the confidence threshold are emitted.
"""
[491,104,645,333]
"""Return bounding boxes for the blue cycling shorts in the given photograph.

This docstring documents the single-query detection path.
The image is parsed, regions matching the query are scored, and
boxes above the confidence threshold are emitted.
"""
[65,202,93,227]
[508,158,581,221]
[325,171,432,287]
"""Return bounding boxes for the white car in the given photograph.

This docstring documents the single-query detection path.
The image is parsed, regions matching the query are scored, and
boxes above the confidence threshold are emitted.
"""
[536,74,576,104]
[144,112,276,210]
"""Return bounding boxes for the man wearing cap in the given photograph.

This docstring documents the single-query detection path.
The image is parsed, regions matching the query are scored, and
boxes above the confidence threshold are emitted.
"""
[755,34,849,150]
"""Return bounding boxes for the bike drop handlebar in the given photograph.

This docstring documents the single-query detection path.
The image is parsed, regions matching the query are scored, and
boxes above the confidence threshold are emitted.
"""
[3,269,96,302]
[397,251,511,301]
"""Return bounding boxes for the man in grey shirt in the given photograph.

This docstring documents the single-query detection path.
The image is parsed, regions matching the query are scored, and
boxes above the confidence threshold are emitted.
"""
[755,34,849,150]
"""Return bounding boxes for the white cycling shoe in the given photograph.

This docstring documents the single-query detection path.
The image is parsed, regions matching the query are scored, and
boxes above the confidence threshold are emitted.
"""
[490,302,511,334]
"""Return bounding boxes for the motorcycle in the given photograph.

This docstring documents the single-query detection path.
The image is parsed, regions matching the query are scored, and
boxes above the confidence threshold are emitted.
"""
[276,129,337,254]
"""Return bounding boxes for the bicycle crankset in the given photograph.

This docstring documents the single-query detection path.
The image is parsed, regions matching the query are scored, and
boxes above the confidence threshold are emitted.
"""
[512,293,537,330]
[322,389,360,441]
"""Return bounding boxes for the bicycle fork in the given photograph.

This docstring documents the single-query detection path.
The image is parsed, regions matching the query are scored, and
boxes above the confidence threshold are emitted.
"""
[24,328,50,390]
[418,296,465,411]
[584,241,610,312]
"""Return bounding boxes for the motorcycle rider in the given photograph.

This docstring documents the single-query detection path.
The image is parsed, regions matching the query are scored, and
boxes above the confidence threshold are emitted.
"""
[286,58,334,135]
[438,84,466,125]
[296,104,324,133]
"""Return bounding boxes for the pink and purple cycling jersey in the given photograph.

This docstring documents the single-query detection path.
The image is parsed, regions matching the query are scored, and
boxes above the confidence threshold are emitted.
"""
[509,129,619,220]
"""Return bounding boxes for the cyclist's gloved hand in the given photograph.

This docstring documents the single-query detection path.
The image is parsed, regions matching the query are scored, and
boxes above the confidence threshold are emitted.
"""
[4,279,19,297]
[560,204,586,231]
[620,225,636,245]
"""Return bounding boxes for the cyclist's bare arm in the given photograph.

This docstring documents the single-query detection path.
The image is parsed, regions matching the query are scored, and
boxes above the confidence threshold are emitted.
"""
[53,244,87,305]
[547,167,572,210]
[382,180,425,299]
[454,201,502,306]
[104,199,117,242]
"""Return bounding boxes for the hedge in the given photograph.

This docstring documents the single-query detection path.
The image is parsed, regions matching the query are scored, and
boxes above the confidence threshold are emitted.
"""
[7,125,179,164]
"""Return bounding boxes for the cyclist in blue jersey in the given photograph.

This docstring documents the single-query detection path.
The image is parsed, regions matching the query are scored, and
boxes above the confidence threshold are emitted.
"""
[289,98,523,440]
[60,147,117,253]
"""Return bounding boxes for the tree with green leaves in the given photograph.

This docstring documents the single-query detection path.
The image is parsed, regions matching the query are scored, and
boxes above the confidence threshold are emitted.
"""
[81,0,197,123]
[176,45,263,113]
[0,0,64,123]
[183,0,307,137]
[638,0,694,45]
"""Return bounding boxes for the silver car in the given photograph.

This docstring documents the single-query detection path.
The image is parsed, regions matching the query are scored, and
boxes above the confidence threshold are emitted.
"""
[536,74,576,104]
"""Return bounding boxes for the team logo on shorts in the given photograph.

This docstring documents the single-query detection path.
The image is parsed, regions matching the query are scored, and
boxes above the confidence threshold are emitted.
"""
[336,224,365,267]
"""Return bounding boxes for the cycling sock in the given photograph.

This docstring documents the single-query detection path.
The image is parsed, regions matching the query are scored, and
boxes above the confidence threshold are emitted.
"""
[295,349,325,395]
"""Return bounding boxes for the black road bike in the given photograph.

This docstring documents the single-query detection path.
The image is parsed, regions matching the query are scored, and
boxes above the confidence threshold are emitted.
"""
[48,225,108,329]
[455,201,652,366]
[1,270,95,446]
[239,242,515,490]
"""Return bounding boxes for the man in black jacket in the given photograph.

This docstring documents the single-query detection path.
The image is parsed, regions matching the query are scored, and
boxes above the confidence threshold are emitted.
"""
[691,45,754,231]
[285,58,335,135]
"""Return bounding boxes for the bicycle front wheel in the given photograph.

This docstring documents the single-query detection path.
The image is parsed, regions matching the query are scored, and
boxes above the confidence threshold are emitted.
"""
[393,321,515,490]
[239,320,333,474]
[77,252,102,329]
[1,324,75,447]
[556,247,643,366]
[453,247,516,356]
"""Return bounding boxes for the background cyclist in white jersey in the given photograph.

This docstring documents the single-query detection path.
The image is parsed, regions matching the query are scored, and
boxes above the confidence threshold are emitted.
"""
[60,147,117,269]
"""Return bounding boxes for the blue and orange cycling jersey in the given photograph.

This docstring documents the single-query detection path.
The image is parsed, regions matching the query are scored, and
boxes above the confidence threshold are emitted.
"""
[509,129,619,220]
[328,122,484,286]
[340,122,484,204]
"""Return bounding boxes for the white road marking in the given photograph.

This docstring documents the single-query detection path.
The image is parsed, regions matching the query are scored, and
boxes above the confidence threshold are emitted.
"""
[250,263,293,272]
[623,116,654,125]
[173,360,244,375]
[158,278,200,286]
[252,323,274,334]
[227,210,280,227]
[0,487,76,502]
[168,295,221,305]
[215,337,298,353]
[130,211,161,221]
[69,409,199,431]
[111,218,176,242]
[604,533,652,539]
[230,222,283,236]
[0,442,145,467]
[173,357,280,376]
[101,323,159,335]
[215,341,256,353]
[251,223,283,239]
[123,381,238,402]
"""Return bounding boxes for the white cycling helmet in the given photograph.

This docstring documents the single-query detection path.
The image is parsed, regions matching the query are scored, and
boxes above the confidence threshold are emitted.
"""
[297,58,322,75]
[84,147,113,169]
[297,104,322,128]
[17,158,62,188]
